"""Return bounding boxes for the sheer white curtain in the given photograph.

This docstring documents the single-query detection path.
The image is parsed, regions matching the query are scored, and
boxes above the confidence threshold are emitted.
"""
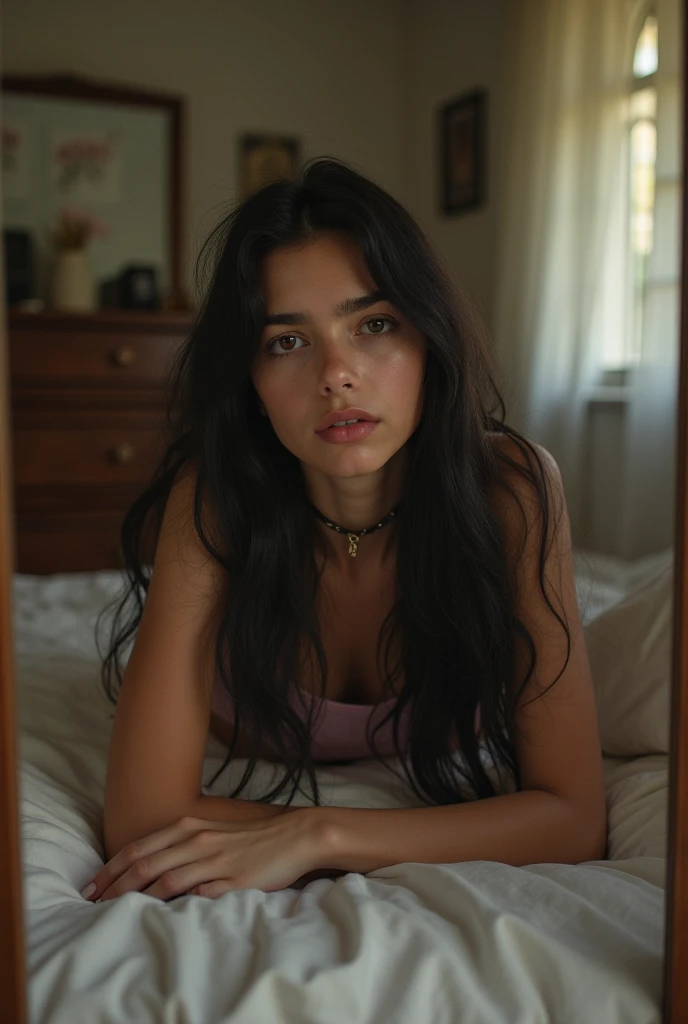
[620,0,682,556]
[492,0,681,555]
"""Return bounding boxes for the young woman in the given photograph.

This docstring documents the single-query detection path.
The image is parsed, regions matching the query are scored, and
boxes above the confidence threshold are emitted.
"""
[81,157,606,904]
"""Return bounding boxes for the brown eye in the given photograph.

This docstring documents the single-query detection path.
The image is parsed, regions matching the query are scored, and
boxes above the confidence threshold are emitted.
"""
[360,316,398,336]
[367,319,386,333]
[277,335,298,351]
[265,334,304,358]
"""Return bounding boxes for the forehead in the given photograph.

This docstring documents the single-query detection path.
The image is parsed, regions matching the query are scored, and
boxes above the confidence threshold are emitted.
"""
[259,234,376,303]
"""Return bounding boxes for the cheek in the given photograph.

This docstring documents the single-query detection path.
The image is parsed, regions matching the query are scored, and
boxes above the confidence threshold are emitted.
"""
[380,357,425,412]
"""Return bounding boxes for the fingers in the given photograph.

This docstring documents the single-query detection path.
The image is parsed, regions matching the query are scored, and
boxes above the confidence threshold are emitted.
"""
[97,856,225,905]
[188,878,237,898]
[101,839,224,902]
[82,819,197,901]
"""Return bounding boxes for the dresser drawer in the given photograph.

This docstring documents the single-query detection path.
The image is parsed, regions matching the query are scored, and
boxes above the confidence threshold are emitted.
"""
[8,312,191,573]
[13,426,164,485]
[9,330,183,388]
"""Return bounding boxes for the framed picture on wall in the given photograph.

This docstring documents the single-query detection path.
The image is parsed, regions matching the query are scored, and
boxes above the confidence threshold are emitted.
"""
[439,89,487,215]
[239,134,301,197]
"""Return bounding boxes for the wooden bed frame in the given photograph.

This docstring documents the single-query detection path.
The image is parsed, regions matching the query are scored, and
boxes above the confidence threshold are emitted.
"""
[1,38,687,1024]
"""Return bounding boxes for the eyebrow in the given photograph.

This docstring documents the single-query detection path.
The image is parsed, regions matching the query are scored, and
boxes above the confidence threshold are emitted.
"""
[263,289,387,327]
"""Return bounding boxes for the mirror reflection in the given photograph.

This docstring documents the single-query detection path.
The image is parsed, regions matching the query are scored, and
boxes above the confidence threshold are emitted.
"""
[2,1,681,1020]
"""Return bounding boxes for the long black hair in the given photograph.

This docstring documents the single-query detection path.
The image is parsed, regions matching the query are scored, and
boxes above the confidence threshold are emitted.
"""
[98,156,570,809]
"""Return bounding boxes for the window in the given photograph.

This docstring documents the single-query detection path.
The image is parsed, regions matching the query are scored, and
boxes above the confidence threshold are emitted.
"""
[633,13,659,77]
[614,11,659,371]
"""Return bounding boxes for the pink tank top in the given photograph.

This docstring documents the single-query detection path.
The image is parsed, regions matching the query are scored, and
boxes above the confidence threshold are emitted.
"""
[210,674,413,761]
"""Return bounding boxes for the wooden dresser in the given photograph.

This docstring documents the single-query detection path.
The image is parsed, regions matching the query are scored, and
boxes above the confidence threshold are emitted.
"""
[7,310,193,574]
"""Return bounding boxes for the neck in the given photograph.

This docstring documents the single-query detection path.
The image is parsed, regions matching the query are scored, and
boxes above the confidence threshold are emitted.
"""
[315,517,398,581]
[303,440,409,555]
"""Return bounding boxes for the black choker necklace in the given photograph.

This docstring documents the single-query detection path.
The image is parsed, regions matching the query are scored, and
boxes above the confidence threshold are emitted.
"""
[306,499,402,558]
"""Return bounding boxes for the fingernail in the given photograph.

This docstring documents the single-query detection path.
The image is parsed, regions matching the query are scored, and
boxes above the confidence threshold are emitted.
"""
[81,882,97,899]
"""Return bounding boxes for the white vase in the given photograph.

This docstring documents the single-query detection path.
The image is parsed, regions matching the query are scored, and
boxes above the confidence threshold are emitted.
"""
[51,249,96,313]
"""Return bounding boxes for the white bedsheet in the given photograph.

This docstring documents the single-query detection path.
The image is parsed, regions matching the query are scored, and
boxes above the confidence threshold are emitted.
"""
[12,555,669,1024]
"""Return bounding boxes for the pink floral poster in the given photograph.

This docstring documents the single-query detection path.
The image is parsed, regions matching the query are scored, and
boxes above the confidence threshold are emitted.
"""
[50,130,120,202]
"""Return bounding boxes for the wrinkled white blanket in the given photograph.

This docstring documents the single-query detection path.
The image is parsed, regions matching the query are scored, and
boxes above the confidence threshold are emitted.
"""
[13,562,668,1024]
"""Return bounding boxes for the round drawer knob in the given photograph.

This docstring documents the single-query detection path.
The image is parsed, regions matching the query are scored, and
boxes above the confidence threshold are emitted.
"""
[111,346,135,367]
[110,442,136,465]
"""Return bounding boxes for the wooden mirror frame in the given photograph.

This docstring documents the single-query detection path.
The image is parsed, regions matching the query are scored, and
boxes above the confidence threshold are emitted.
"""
[0,71,185,306]
[663,1,688,1014]
[0,26,687,1024]
[0,218,27,1024]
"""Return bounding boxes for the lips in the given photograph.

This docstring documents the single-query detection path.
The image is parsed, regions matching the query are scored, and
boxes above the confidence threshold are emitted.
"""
[316,408,378,432]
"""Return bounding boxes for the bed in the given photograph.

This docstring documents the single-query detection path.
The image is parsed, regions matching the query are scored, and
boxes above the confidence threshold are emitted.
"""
[12,547,673,1023]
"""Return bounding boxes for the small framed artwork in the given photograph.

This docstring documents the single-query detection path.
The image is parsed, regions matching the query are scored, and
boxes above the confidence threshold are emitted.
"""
[239,134,301,197]
[439,89,487,215]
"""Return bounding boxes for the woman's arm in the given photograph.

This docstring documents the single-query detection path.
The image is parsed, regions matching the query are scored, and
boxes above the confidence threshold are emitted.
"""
[302,790,606,876]
[104,468,254,859]
[189,794,300,822]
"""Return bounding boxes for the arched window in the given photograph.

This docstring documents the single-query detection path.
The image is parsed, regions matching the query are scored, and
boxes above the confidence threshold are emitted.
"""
[625,10,659,367]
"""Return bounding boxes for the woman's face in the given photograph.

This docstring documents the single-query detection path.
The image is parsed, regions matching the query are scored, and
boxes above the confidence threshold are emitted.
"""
[251,233,427,489]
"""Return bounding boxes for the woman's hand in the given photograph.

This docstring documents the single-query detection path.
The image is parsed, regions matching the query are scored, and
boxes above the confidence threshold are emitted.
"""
[81,810,325,901]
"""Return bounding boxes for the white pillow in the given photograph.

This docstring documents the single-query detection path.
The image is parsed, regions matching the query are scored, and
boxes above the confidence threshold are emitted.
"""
[584,554,673,757]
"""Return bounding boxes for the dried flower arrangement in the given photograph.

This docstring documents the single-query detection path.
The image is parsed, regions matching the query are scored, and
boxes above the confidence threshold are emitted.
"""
[50,207,109,251]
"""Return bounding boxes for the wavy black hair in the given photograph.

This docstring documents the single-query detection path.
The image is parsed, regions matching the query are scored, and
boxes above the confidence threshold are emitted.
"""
[98,155,571,810]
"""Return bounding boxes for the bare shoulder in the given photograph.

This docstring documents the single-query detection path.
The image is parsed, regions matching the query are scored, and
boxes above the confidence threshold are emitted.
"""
[487,431,560,480]
[485,432,567,558]
[157,463,225,578]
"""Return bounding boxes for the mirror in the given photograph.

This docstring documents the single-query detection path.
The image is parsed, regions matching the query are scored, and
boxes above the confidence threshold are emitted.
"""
[1,72,185,311]
[0,0,685,1020]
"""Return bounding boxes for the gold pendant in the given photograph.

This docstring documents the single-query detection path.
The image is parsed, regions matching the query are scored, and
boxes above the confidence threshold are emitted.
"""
[347,533,359,557]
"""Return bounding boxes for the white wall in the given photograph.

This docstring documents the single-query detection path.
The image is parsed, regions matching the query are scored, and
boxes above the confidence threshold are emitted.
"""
[1,0,508,325]
[1,0,413,303]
